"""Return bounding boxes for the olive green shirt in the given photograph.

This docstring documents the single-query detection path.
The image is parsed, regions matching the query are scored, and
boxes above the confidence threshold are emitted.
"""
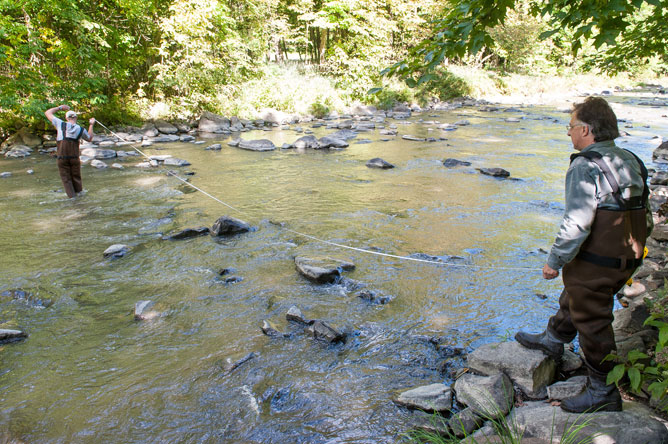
[547,140,653,270]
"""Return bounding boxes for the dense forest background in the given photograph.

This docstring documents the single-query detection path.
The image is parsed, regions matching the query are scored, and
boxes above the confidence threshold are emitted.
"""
[1,0,667,132]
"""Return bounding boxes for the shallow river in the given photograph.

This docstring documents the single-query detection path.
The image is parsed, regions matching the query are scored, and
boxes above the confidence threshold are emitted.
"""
[0,93,666,443]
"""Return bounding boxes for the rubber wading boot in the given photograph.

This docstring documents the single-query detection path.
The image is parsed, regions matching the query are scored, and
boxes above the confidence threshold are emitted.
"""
[514,329,564,361]
[560,367,622,413]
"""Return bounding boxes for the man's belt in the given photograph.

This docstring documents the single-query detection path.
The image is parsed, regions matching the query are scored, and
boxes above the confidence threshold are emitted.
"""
[578,250,643,270]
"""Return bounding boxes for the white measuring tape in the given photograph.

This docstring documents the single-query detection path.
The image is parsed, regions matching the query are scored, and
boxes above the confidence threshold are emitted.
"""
[94,120,542,271]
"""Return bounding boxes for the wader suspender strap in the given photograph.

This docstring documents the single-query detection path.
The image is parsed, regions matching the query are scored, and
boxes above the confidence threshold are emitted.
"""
[61,121,83,141]
[570,149,647,270]
[58,121,83,159]
[570,150,626,209]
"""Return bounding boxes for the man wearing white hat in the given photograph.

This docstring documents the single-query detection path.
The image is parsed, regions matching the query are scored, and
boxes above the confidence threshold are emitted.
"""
[45,104,95,198]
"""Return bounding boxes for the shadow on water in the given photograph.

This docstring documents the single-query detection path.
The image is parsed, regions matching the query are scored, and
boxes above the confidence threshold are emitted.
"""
[0,95,666,442]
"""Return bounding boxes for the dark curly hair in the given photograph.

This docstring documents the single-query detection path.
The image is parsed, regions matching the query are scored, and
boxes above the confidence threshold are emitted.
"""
[572,96,620,142]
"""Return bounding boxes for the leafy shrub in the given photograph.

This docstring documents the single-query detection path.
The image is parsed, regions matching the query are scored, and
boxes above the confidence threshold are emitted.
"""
[606,289,668,412]
[309,101,330,118]
[414,68,471,104]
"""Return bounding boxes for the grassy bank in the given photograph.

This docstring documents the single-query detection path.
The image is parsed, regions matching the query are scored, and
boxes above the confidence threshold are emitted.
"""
[133,63,668,122]
[11,64,667,135]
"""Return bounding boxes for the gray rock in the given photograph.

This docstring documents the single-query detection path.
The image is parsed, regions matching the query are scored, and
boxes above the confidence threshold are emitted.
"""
[366,158,395,169]
[26,169,34,174]
[210,216,251,236]
[467,341,556,399]
[294,256,355,284]
[455,120,471,126]
[650,223,668,241]
[163,227,210,240]
[149,155,172,161]
[4,145,33,158]
[307,320,344,343]
[294,135,321,149]
[199,111,231,133]
[613,304,651,336]
[328,129,358,141]
[141,123,159,137]
[447,408,484,438]
[205,144,222,151]
[90,159,108,169]
[163,157,191,167]
[438,123,458,131]
[286,306,313,325]
[616,331,650,360]
[103,244,130,258]
[652,140,668,161]
[80,148,117,159]
[154,119,178,134]
[507,401,668,444]
[318,136,349,149]
[477,167,510,177]
[443,158,471,168]
[134,300,157,320]
[546,376,587,400]
[237,139,276,152]
[261,320,286,338]
[179,135,195,142]
[111,163,123,169]
[151,134,180,143]
[402,135,426,141]
[357,289,392,304]
[395,383,453,413]
[0,329,28,343]
[560,348,583,372]
[651,171,668,186]
[0,172,11,178]
[454,373,514,418]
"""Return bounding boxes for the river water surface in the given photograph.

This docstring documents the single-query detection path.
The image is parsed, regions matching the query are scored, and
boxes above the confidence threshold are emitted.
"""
[1,94,666,443]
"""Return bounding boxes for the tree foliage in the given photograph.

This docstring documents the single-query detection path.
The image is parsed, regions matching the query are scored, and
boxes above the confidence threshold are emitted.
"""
[383,0,668,84]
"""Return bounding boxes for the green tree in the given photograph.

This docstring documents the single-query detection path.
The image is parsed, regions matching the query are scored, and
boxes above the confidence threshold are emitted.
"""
[383,0,668,85]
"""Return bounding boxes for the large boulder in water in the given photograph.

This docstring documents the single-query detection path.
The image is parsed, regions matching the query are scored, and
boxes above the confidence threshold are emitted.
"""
[81,148,117,159]
[198,111,231,133]
[477,167,510,178]
[4,145,32,158]
[366,158,395,169]
[318,136,349,149]
[154,119,178,134]
[307,320,345,343]
[237,139,275,152]
[293,135,321,149]
[294,256,355,284]
[210,216,251,236]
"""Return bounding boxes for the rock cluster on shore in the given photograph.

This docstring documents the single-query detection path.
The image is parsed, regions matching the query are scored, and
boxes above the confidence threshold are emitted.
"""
[394,139,668,443]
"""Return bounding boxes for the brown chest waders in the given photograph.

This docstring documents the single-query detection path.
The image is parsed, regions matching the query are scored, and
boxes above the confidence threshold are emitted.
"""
[548,149,648,373]
[56,121,83,198]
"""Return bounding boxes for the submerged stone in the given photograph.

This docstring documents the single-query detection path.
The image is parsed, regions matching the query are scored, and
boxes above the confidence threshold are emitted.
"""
[210,216,251,236]
[294,256,355,284]
[163,227,210,240]
[366,158,395,169]
[0,329,27,343]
